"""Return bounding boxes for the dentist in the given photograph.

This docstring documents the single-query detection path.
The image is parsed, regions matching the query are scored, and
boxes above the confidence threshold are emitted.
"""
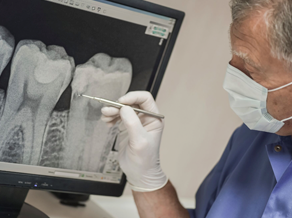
[101,0,292,217]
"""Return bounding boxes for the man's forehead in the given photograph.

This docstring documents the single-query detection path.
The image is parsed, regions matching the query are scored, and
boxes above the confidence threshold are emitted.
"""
[230,27,260,66]
[231,48,261,69]
[230,16,271,70]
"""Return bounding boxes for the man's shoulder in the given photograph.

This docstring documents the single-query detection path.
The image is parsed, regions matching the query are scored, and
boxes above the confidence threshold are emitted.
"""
[232,123,261,140]
[228,123,279,154]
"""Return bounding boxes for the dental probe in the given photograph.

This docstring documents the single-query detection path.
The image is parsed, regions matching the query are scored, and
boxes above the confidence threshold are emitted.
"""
[77,94,165,119]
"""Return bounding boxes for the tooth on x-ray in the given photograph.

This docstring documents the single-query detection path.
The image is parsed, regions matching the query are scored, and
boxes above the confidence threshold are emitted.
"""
[0,40,74,165]
[0,26,15,76]
[0,26,15,119]
[0,90,5,119]
[63,53,132,171]
[97,123,120,172]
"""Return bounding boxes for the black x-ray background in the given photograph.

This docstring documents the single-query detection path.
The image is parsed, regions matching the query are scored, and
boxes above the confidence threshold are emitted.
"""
[0,0,166,110]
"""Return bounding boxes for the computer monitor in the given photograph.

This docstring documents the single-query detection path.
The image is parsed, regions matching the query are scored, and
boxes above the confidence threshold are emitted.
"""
[0,0,184,217]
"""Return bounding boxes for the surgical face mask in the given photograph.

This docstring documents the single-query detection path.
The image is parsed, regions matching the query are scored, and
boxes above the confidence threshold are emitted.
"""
[223,64,292,133]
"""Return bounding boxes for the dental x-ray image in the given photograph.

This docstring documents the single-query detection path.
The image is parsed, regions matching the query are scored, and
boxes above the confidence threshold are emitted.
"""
[0,0,167,174]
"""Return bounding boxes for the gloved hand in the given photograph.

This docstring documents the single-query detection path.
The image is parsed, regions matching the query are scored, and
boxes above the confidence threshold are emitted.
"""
[101,91,168,192]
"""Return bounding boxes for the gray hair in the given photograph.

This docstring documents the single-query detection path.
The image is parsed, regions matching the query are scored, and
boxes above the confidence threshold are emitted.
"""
[230,0,292,68]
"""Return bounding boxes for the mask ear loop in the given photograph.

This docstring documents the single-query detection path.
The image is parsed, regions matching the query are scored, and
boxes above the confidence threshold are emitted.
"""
[268,81,292,92]
[281,116,292,122]
[268,82,292,122]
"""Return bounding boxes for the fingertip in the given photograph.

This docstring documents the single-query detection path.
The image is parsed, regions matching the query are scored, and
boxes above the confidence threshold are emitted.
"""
[101,106,120,116]
[101,106,111,113]
[118,92,132,104]
[118,96,125,103]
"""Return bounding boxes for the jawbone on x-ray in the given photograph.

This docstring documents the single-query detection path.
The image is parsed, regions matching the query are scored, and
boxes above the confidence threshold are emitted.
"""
[0,40,74,165]
[40,110,69,168]
[63,53,132,171]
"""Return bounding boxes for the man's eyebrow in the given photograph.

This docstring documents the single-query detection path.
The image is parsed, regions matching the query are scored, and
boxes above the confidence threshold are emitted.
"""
[231,49,261,70]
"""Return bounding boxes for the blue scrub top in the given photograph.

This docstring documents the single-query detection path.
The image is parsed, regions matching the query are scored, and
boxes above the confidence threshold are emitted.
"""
[188,124,292,218]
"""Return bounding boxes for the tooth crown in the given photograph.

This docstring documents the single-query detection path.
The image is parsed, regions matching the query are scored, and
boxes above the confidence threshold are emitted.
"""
[15,45,70,84]
[0,26,15,76]
[72,53,132,101]
[0,26,15,46]
[87,53,132,73]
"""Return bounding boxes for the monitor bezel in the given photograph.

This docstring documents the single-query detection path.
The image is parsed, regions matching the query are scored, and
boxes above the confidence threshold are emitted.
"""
[112,0,186,98]
[0,0,185,197]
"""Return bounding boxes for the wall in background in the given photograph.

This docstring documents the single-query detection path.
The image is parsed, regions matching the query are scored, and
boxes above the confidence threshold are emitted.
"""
[123,0,242,201]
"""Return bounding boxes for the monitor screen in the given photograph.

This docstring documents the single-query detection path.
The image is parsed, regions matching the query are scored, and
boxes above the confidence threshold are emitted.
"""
[0,0,183,194]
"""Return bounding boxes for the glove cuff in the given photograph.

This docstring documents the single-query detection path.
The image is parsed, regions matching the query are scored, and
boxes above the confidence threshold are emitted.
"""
[129,176,169,192]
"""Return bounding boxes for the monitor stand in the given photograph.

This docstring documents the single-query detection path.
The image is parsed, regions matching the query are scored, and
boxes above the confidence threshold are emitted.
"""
[51,192,89,207]
[0,185,49,218]
[18,203,49,218]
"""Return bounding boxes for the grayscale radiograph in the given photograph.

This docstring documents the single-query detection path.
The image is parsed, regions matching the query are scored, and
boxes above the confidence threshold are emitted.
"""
[63,53,132,171]
[0,26,132,173]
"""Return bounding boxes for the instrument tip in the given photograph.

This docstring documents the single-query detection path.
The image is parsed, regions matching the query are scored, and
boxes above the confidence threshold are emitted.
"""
[77,94,95,100]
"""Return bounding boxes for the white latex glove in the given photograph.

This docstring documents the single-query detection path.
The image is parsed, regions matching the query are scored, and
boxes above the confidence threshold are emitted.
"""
[101,91,168,192]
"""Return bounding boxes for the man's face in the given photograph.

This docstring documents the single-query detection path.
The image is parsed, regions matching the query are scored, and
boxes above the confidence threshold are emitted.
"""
[230,11,292,136]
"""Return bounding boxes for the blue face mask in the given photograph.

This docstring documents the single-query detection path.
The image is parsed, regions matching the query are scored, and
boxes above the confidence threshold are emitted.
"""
[223,64,292,133]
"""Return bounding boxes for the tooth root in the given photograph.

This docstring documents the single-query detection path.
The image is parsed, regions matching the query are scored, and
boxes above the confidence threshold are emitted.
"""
[0,40,74,165]
[0,90,5,119]
[63,53,132,171]
[0,26,15,76]
[96,124,120,173]
[39,110,69,168]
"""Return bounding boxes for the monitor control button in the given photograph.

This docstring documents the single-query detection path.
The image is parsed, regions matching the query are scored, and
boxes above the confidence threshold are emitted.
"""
[41,183,49,187]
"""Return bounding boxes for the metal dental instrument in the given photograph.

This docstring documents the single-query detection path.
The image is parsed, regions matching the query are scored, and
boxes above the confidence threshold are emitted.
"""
[77,94,165,119]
